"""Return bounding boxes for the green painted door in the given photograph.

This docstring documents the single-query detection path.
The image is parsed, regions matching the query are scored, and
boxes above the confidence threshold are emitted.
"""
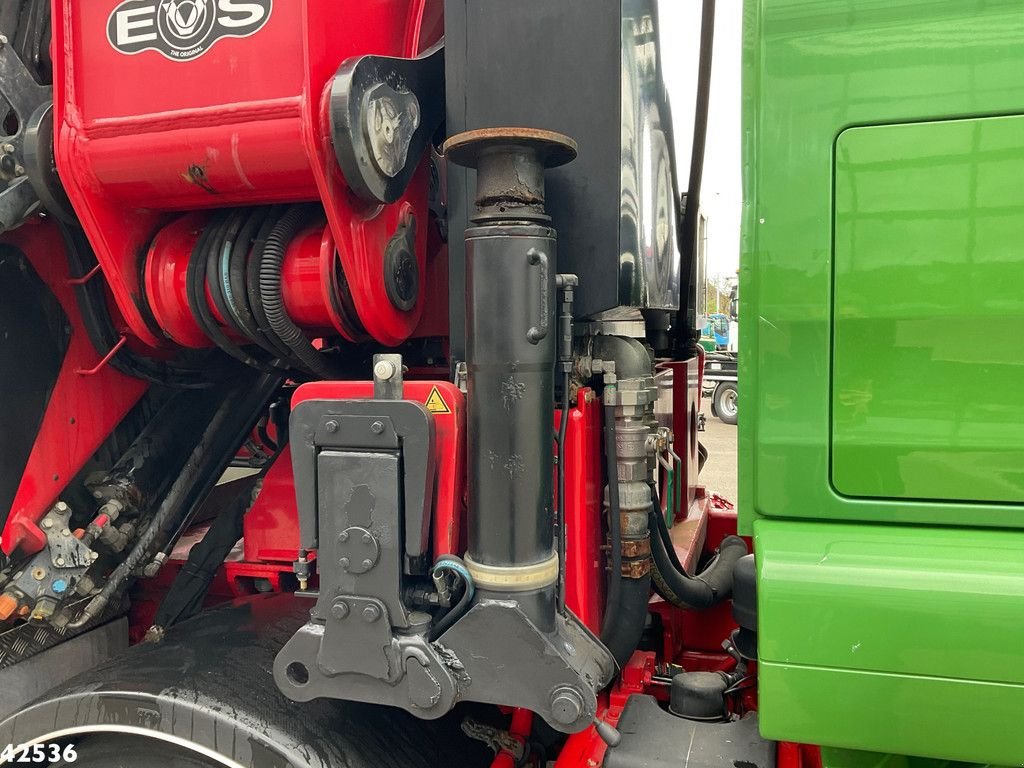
[832,116,1024,503]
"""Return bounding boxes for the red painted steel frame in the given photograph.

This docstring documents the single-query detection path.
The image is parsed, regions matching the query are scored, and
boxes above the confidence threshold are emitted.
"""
[52,0,443,349]
[0,219,147,556]
[556,389,604,634]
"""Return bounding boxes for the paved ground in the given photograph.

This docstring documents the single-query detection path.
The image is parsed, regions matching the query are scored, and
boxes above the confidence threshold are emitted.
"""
[699,399,738,503]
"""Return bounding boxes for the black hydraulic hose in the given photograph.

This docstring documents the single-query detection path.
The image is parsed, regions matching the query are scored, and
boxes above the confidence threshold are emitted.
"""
[258,204,344,379]
[649,500,747,610]
[222,207,291,365]
[681,0,715,254]
[186,212,279,374]
[600,402,622,643]
[428,556,475,641]
[601,571,652,669]
[68,372,282,628]
[674,0,716,350]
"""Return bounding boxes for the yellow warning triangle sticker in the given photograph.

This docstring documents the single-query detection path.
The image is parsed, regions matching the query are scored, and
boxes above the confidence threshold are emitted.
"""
[424,386,451,415]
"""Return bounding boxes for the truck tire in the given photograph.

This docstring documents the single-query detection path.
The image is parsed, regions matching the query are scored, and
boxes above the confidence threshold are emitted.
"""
[0,595,493,768]
[713,382,738,425]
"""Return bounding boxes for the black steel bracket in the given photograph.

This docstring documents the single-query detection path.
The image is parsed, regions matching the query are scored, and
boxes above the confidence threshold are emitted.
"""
[330,42,444,204]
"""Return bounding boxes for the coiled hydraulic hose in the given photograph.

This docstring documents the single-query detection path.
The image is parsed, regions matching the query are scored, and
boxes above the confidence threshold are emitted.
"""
[258,205,345,379]
[186,211,280,374]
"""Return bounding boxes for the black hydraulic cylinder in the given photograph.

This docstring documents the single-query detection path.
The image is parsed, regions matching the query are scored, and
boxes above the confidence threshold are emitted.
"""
[446,128,577,622]
[464,221,555,566]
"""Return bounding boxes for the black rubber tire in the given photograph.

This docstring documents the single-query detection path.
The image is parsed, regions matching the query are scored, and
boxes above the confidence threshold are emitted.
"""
[54,734,218,767]
[0,595,494,768]
[713,382,738,425]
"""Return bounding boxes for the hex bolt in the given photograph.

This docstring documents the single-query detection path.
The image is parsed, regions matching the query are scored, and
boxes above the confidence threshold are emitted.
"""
[41,519,53,529]
[362,532,373,544]
[331,600,350,620]
[338,557,350,570]
[55,502,69,512]
[370,420,385,435]
[374,360,396,381]
[338,531,350,542]
[14,165,24,177]
[90,551,100,561]
[55,557,65,567]
[61,528,70,537]
[362,604,382,623]
[2,143,13,154]
[549,686,585,726]
[325,420,339,433]
[361,559,374,570]
[0,35,7,48]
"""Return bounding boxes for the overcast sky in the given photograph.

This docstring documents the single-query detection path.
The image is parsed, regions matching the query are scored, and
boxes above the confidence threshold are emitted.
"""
[660,2,742,279]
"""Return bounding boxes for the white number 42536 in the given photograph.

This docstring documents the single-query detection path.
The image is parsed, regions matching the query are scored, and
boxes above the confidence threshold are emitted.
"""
[0,742,77,764]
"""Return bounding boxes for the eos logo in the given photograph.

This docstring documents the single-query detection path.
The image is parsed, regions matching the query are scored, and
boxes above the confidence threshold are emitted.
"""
[107,0,272,61]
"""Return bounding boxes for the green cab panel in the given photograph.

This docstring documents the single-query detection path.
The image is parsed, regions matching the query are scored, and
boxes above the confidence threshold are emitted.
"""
[756,519,1024,765]
[832,116,1024,503]
[820,747,1005,768]
[741,0,1024,530]
[743,2,1024,760]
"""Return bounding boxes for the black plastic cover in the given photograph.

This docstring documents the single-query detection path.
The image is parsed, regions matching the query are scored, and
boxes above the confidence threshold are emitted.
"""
[605,695,775,768]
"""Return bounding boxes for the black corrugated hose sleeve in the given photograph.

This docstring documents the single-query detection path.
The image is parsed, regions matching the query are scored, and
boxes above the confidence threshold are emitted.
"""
[650,500,747,610]
[258,205,344,379]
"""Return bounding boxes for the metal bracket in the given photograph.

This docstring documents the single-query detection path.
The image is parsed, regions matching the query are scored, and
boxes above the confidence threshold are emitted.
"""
[373,353,404,400]
[330,42,445,203]
[290,399,435,568]
[0,37,72,233]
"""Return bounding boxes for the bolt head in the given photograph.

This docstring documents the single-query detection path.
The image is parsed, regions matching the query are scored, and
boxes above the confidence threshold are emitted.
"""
[55,502,69,512]
[61,528,70,537]
[31,568,45,581]
[370,420,385,435]
[338,557,350,570]
[55,557,65,567]
[549,686,585,725]
[0,35,7,47]
[331,600,350,620]
[362,532,373,544]
[41,519,53,529]
[362,604,382,623]
[361,558,374,570]
[324,420,339,433]
[90,551,100,561]
[373,360,395,380]
[338,531,349,542]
